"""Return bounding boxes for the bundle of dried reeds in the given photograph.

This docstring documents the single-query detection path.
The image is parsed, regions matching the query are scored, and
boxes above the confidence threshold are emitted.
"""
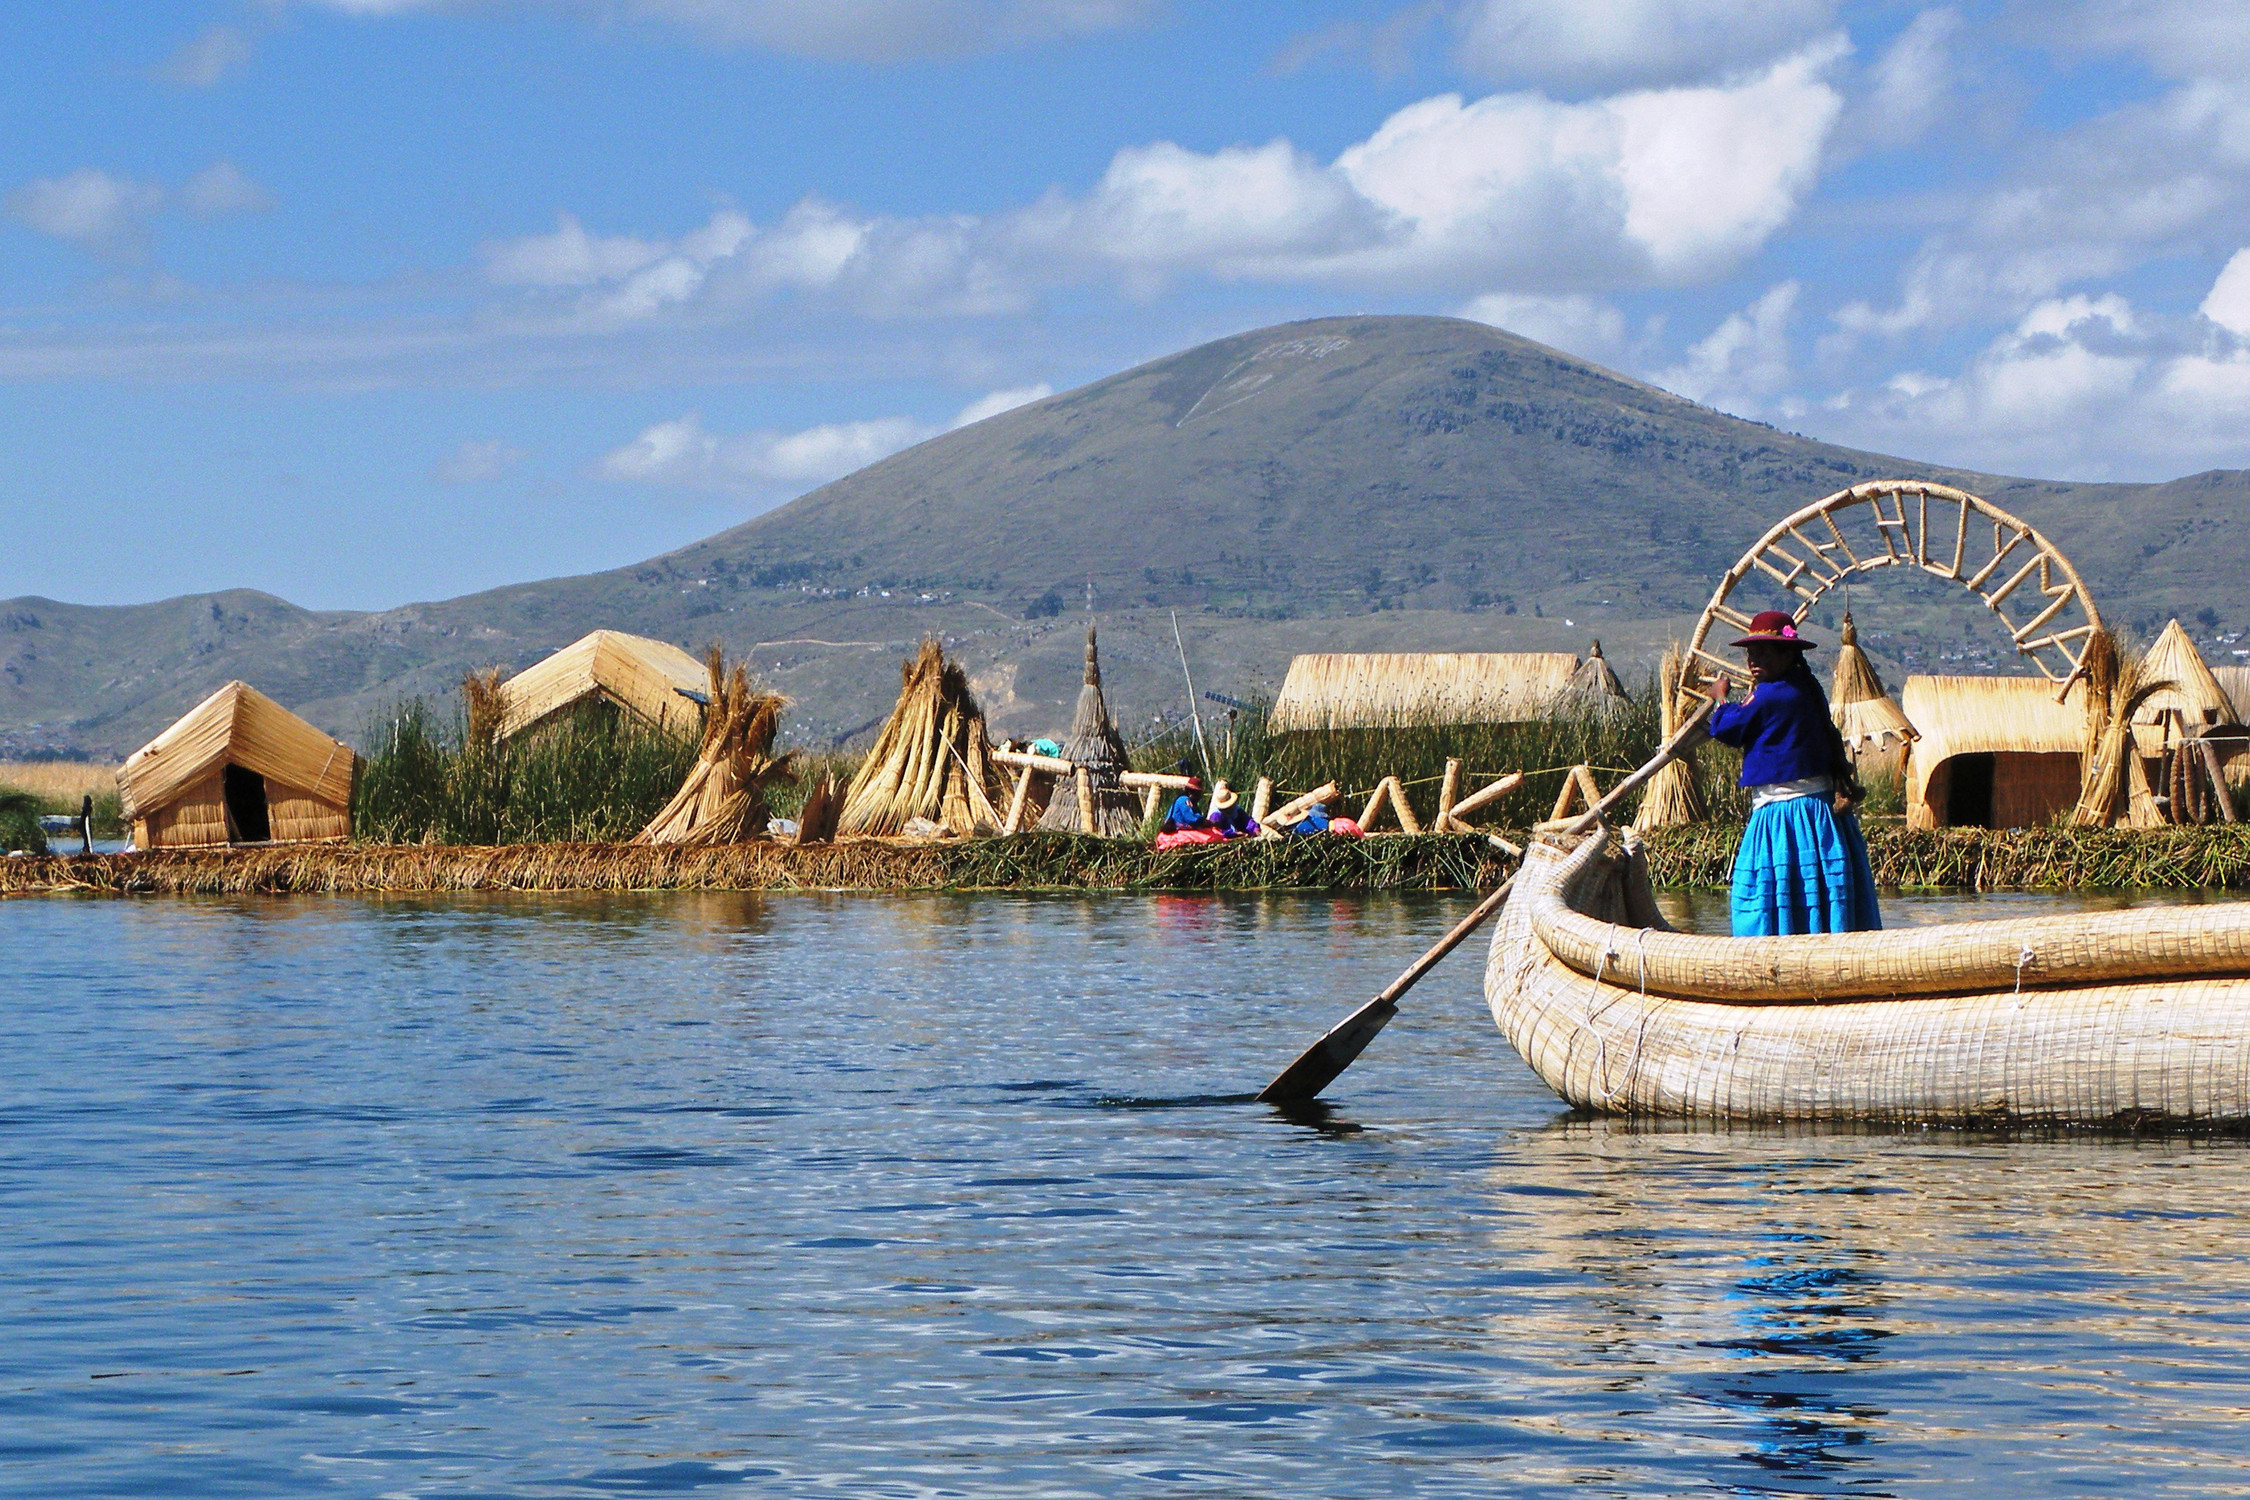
[635,648,796,846]
[1631,644,1708,831]
[1037,624,1142,836]
[2072,629,2169,827]
[1829,614,1915,767]
[462,667,506,751]
[836,637,1009,837]
[794,773,842,844]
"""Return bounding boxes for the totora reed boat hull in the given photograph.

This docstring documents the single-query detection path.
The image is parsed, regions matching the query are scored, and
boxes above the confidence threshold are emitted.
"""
[1485,831,2250,1124]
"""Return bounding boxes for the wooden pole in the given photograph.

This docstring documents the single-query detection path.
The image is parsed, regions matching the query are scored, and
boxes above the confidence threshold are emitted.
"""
[1256,697,1715,1106]
[1171,611,1213,780]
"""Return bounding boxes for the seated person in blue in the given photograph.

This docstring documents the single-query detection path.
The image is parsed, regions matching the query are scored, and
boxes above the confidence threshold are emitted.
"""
[1706,610,1881,937]
[1159,782,1207,834]
[1205,781,1260,838]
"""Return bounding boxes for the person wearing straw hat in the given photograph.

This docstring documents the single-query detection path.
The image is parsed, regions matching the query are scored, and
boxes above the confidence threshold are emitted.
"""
[1707,610,1880,936]
[1205,780,1261,839]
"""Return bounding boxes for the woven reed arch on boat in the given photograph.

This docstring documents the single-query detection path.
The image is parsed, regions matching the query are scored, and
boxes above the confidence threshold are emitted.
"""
[1686,481,2104,692]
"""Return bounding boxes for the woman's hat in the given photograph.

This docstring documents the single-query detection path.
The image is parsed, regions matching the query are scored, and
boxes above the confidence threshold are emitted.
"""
[1209,781,1238,811]
[1730,609,1816,650]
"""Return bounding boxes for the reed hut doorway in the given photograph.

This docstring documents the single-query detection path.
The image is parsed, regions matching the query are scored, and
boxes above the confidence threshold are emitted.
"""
[222,764,270,842]
[1686,481,2103,692]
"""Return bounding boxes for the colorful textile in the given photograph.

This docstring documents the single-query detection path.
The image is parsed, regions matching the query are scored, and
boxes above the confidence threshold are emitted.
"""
[1730,792,1881,936]
[1286,804,1332,836]
[1155,827,1226,852]
[1327,816,1366,839]
[1708,675,1836,787]
[1208,806,1259,838]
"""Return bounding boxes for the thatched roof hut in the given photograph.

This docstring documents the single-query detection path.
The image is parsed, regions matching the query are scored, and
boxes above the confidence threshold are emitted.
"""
[494,630,709,741]
[1567,640,1628,705]
[1901,675,2083,829]
[1269,652,1580,731]
[837,637,1010,837]
[2132,618,2236,752]
[2213,664,2250,722]
[120,681,359,848]
[1038,624,1141,835]
[1829,614,1916,778]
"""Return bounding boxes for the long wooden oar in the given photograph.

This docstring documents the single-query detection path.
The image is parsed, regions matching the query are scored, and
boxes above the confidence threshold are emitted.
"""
[1256,697,1716,1106]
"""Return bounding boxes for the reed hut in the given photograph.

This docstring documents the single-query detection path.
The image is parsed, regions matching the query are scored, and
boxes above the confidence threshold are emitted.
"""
[1567,640,1629,709]
[1269,652,1580,731]
[119,681,359,848]
[2132,618,2237,753]
[635,650,794,847]
[1828,614,1916,781]
[836,637,1010,837]
[493,630,710,741]
[2214,664,2250,723]
[1900,675,2084,829]
[1037,624,1141,835]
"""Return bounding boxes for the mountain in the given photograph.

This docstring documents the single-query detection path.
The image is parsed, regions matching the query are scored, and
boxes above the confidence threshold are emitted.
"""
[7,314,2247,759]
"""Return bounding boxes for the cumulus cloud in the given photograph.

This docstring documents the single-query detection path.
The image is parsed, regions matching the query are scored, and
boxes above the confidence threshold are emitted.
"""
[1452,0,1838,92]
[153,25,255,87]
[6,163,270,250]
[1817,284,2250,478]
[300,0,1156,61]
[6,170,165,247]
[432,438,527,485]
[598,385,1052,493]
[181,162,271,217]
[490,42,1848,328]
[2202,247,2250,334]
[1654,281,1800,412]
[1458,291,1628,361]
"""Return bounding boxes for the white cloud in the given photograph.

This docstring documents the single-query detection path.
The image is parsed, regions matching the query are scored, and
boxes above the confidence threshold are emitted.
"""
[6,170,164,246]
[2052,0,2250,79]
[952,382,1052,425]
[154,25,254,87]
[181,162,270,217]
[1858,8,1960,147]
[300,0,1156,61]
[497,41,1846,328]
[1458,291,1628,360]
[432,438,527,485]
[2202,247,2250,334]
[1452,0,1838,92]
[1654,281,1799,412]
[598,385,1048,493]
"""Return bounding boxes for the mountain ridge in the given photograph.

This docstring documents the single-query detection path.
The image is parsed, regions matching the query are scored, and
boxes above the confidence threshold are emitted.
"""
[7,315,2244,759]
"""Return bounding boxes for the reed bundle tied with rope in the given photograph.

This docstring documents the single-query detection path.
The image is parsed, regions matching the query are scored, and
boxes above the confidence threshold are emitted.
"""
[1037,623,1143,836]
[836,637,1009,838]
[2071,629,2170,828]
[634,648,796,847]
[1630,643,1707,831]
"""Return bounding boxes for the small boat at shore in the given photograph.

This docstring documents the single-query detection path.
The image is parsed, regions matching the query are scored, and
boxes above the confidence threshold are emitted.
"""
[1486,830,2250,1124]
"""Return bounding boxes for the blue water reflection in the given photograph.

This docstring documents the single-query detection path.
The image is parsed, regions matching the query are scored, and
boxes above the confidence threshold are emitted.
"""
[5,888,2250,1497]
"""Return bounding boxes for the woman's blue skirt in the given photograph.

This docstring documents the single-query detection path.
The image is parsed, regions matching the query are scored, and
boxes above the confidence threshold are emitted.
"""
[1730,795,1881,937]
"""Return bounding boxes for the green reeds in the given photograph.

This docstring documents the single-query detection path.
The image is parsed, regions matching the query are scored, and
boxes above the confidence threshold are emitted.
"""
[0,787,46,855]
[353,696,700,845]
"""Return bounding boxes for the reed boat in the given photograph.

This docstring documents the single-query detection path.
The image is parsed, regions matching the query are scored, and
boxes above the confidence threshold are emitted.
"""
[1486,830,2250,1123]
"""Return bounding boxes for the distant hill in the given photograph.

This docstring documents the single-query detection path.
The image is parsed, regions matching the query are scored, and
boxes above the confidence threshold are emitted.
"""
[7,314,2247,759]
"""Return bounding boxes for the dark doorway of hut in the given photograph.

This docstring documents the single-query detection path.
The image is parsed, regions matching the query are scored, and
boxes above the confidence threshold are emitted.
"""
[222,764,271,843]
[1945,753,1996,828]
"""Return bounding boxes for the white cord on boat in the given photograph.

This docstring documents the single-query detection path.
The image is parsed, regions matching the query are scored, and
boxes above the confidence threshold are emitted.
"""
[2015,940,2036,996]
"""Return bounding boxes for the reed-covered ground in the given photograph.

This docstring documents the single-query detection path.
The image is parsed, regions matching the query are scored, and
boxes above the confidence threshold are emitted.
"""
[17,825,2250,896]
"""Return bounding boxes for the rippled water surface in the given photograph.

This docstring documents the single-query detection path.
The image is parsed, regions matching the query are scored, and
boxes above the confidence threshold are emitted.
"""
[9,888,2250,1498]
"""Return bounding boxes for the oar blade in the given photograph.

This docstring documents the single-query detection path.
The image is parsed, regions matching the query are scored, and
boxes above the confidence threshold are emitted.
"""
[1255,996,1398,1105]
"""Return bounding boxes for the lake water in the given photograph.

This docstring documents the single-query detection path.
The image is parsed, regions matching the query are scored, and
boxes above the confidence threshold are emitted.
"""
[8,887,2250,1498]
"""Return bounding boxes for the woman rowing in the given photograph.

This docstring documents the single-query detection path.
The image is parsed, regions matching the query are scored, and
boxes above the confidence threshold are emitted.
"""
[1706,610,1881,936]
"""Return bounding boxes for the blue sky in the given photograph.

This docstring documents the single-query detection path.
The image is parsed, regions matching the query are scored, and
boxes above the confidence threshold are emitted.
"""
[8,0,2250,610]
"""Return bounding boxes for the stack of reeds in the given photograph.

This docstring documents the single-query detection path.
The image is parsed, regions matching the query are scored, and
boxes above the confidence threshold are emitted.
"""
[836,637,1009,837]
[635,649,795,846]
[1632,643,1708,831]
[1038,623,1142,836]
[1829,614,1915,778]
[2072,629,2168,827]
